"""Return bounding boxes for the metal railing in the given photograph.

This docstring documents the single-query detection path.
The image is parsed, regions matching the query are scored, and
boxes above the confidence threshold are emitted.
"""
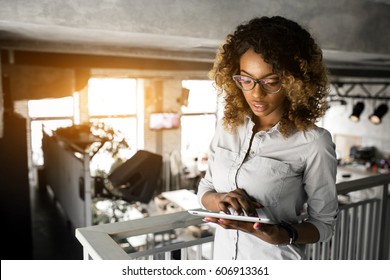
[306,198,382,260]
[76,172,390,260]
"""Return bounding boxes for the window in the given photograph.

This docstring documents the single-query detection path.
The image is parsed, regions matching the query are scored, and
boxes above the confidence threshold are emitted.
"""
[88,78,137,116]
[29,97,74,118]
[87,77,138,150]
[28,96,74,166]
[28,78,140,171]
[87,78,139,175]
[181,80,220,169]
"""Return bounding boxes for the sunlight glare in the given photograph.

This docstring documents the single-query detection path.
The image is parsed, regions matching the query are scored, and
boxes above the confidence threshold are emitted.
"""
[88,78,137,116]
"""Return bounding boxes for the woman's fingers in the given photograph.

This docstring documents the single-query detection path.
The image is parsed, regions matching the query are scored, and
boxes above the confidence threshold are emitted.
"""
[231,188,262,216]
[218,188,263,217]
[253,223,289,245]
[235,188,260,213]
[219,193,244,213]
[218,219,255,232]
[218,201,231,214]
[202,217,246,231]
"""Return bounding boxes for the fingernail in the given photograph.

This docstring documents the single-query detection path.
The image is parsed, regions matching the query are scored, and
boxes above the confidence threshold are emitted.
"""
[217,219,224,224]
[254,223,261,230]
[202,218,211,222]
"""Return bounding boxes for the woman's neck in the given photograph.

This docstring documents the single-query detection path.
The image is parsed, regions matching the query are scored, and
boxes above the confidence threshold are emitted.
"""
[253,117,279,132]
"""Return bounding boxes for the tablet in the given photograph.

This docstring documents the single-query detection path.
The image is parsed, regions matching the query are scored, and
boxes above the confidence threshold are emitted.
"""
[188,209,277,224]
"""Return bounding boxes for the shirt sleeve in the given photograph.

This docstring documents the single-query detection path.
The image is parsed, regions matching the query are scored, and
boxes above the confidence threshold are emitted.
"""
[303,129,339,242]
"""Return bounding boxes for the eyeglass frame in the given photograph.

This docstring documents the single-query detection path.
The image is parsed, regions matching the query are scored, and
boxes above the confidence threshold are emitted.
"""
[232,74,282,94]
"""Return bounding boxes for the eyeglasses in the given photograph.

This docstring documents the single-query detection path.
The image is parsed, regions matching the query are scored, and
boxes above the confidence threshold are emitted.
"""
[232,75,282,94]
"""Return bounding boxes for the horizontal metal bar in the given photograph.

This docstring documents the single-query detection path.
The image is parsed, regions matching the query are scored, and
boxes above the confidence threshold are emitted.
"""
[128,235,214,259]
[336,174,390,195]
[329,94,390,101]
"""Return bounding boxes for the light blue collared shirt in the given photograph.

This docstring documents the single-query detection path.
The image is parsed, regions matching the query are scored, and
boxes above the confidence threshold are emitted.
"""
[197,116,338,260]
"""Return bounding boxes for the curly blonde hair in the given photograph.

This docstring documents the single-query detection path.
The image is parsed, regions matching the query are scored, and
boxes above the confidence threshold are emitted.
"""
[209,16,329,137]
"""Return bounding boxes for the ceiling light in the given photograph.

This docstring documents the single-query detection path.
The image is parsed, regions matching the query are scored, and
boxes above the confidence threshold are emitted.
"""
[369,104,388,125]
[349,102,365,122]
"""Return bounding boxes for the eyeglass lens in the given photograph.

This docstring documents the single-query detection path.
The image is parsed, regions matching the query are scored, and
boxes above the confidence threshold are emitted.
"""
[233,75,281,93]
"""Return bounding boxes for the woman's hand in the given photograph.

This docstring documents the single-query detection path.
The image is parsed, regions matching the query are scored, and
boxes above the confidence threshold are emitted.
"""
[200,188,262,215]
[201,188,293,244]
[201,187,291,244]
[201,189,320,245]
[204,218,320,245]
[202,217,289,245]
[218,187,262,217]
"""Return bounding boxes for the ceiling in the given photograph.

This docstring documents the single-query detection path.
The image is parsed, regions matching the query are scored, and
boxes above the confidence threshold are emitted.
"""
[0,0,390,79]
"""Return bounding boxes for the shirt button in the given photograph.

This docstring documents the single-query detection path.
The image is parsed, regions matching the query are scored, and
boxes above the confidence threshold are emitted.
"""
[250,151,256,156]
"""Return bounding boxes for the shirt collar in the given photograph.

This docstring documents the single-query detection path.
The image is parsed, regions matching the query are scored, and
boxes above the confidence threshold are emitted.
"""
[246,114,281,134]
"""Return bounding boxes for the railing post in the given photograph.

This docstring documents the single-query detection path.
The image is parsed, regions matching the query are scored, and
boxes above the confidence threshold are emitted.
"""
[379,183,389,260]
[83,156,92,227]
[83,248,91,260]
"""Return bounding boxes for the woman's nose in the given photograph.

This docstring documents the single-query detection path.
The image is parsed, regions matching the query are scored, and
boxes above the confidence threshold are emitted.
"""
[251,83,267,98]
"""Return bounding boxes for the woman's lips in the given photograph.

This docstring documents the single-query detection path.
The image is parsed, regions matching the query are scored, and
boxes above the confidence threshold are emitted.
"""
[251,102,268,112]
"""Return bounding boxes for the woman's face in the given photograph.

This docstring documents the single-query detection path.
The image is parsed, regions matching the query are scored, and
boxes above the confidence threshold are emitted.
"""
[239,48,286,128]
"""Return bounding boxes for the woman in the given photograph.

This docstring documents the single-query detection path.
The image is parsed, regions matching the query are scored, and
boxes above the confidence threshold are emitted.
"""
[197,16,338,260]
